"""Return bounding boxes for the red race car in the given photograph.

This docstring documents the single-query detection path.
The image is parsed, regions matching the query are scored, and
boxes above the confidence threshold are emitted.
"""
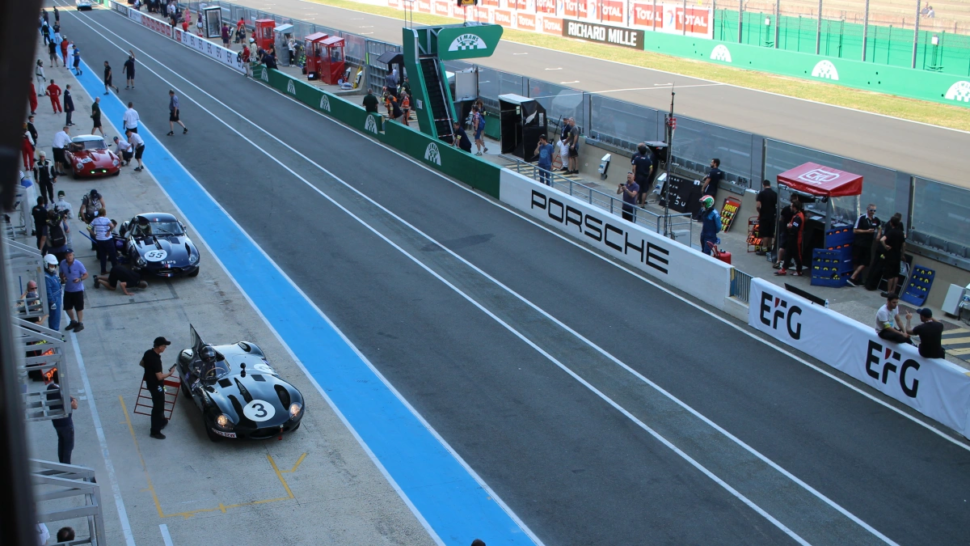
[65,135,121,179]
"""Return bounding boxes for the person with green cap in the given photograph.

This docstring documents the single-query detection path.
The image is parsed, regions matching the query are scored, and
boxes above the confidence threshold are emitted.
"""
[699,195,721,256]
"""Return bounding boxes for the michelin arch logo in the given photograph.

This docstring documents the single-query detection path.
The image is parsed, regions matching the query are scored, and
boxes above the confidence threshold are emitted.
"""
[710,44,732,63]
[364,115,379,134]
[319,95,331,112]
[944,81,970,103]
[811,60,839,81]
[448,34,487,51]
[287,80,296,95]
[261,67,269,82]
[424,143,442,166]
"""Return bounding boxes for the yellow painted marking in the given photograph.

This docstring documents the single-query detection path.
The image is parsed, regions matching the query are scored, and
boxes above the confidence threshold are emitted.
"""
[119,396,305,519]
[942,327,970,336]
[949,347,970,356]
[941,336,970,345]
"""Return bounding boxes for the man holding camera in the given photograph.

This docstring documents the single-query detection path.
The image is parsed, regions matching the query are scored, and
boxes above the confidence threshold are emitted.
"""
[617,172,639,222]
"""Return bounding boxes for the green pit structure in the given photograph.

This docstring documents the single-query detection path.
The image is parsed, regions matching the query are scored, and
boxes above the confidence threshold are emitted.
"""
[401,23,503,143]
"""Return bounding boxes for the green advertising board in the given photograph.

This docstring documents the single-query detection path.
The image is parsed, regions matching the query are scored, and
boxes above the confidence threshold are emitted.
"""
[436,24,504,61]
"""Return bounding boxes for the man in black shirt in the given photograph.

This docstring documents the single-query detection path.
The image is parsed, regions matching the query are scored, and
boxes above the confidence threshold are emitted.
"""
[142,337,175,439]
[362,89,379,113]
[45,369,77,464]
[32,196,49,250]
[94,264,147,295]
[103,61,118,95]
[702,158,723,198]
[453,122,472,153]
[847,204,881,286]
[906,308,946,359]
[772,194,800,269]
[755,179,777,256]
[631,143,653,206]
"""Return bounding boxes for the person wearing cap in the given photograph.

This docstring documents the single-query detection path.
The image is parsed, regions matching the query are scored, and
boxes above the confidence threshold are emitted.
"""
[698,194,722,256]
[59,250,87,333]
[142,337,175,439]
[905,308,945,358]
[874,293,910,344]
[113,135,133,166]
[44,253,63,331]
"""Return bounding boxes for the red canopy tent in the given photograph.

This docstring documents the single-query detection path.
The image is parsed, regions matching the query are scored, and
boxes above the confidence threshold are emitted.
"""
[776,162,863,197]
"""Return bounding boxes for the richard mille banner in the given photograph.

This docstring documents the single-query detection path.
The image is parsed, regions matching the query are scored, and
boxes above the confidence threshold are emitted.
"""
[562,19,644,49]
[748,278,970,438]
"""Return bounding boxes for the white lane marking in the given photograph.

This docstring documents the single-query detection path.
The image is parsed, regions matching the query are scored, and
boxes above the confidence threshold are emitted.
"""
[544,67,562,70]
[512,52,528,55]
[159,524,174,546]
[359,25,373,28]
[70,333,137,546]
[559,81,580,84]
[360,32,373,35]
[299,0,970,136]
[588,83,725,94]
[74,7,900,543]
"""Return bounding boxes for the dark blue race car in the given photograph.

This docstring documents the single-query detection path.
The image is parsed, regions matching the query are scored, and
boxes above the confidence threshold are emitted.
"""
[119,213,201,278]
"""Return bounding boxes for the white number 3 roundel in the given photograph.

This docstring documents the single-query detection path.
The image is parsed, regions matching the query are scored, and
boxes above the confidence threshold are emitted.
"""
[144,249,168,262]
[243,400,276,422]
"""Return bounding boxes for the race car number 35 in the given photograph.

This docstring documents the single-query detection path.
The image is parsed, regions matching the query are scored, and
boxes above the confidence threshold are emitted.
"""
[243,399,276,422]
[144,249,168,262]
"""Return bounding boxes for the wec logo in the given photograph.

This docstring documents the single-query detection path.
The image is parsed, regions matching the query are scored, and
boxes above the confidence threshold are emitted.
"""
[811,60,839,81]
[424,143,442,166]
[944,81,970,103]
[287,80,296,95]
[865,340,920,398]
[364,115,379,134]
[319,95,331,112]
[710,44,732,63]
[759,291,802,340]
[448,33,487,51]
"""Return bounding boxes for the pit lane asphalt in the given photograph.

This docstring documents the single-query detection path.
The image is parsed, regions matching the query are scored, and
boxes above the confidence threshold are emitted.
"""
[55,6,970,545]
[236,0,970,187]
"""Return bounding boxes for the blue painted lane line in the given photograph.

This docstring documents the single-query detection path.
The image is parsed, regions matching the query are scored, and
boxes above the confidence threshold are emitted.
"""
[72,59,535,546]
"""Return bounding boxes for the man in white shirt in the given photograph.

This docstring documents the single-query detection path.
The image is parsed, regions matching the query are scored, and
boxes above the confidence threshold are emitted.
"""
[875,293,910,344]
[112,135,133,166]
[51,126,71,175]
[54,190,74,246]
[89,209,116,275]
[122,101,140,133]
[127,129,146,171]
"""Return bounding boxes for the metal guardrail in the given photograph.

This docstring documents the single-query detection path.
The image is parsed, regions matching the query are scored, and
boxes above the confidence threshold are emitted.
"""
[32,460,105,545]
[731,268,754,303]
[506,160,694,244]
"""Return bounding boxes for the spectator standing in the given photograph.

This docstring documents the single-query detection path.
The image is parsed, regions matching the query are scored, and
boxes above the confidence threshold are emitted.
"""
[27,115,39,147]
[47,80,62,114]
[905,308,945,359]
[54,190,73,247]
[452,122,472,153]
[31,196,48,250]
[773,194,801,270]
[127,129,146,171]
[755,179,777,256]
[72,46,82,76]
[363,88,379,113]
[385,67,399,98]
[166,90,188,135]
[54,6,59,23]
[875,293,909,343]
[235,17,245,43]
[566,118,580,175]
[28,81,39,116]
[36,60,47,92]
[701,158,723,199]
[44,249,63,331]
[48,40,59,68]
[847,204,881,287]
[52,125,71,175]
[90,97,104,136]
[774,201,806,276]
[103,61,119,95]
[59,250,87,332]
[263,49,278,69]
[221,23,230,48]
[123,52,136,89]
[617,172,640,222]
[123,101,140,133]
[34,151,57,204]
[94,264,147,294]
[53,29,62,50]
[142,337,175,439]
[89,209,116,275]
[60,37,69,67]
[113,136,133,166]
[879,212,907,295]
[45,370,77,464]
[534,134,554,186]
[699,194,722,255]
[472,106,486,155]
[400,91,411,126]
[631,142,653,206]
[63,84,75,126]
[22,124,35,171]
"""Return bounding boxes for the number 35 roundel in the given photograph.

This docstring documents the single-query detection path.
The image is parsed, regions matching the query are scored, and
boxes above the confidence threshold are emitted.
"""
[243,399,276,422]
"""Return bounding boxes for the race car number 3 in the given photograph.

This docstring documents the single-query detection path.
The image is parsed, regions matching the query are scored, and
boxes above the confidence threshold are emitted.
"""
[243,399,275,422]
[144,249,168,262]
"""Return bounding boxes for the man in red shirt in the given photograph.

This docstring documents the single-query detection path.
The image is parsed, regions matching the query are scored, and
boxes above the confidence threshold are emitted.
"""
[60,38,69,67]
[47,80,62,113]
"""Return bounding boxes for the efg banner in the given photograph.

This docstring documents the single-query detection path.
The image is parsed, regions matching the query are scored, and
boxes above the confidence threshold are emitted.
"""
[748,278,970,438]
[562,19,644,49]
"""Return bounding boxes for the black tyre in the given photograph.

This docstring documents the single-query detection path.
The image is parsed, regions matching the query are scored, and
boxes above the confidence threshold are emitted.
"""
[205,421,223,443]
[187,267,200,277]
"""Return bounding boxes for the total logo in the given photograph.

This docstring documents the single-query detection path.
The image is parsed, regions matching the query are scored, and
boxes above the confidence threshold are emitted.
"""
[710,44,732,63]
[865,340,920,398]
[944,81,970,103]
[448,33,488,51]
[758,291,802,340]
[319,94,331,112]
[424,143,442,166]
[811,60,840,81]
[364,115,379,134]
[287,80,296,95]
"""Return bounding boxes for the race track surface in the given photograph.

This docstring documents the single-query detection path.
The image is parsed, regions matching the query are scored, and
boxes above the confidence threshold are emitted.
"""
[53,5,970,544]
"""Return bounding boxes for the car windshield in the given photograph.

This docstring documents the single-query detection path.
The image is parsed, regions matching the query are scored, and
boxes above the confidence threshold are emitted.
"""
[212,359,230,379]
[77,139,106,151]
[134,220,183,237]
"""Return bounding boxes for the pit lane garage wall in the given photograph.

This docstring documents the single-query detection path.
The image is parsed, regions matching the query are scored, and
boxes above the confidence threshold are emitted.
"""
[749,278,970,439]
[499,169,734,311]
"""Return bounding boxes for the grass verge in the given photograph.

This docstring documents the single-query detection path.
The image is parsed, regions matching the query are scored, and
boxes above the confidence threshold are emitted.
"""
[305,0,970,131]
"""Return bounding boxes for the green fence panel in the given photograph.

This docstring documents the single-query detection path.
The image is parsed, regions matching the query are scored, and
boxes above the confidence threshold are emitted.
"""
[383,122,500,198]
[484,114,500,141]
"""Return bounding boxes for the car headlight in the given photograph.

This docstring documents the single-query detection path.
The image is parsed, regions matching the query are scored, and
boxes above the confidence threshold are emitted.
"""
[189,251,199,264]
[136,256,147,267]
[289,402,302,419]
[215,414,233,429]
[113,160,120,166]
